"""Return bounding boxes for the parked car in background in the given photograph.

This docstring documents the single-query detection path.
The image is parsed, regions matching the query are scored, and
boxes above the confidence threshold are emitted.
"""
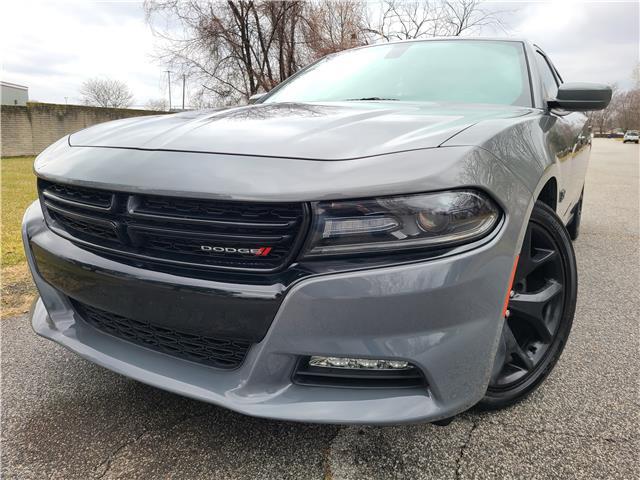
[23,38,611,424]
[623,130,639,143]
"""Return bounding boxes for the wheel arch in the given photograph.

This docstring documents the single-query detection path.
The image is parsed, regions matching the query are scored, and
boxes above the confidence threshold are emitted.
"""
[536,177,558,212]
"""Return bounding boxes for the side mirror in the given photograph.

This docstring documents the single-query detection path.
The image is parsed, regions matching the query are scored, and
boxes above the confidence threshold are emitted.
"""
[248,93,266,104]
[548,82,612,111]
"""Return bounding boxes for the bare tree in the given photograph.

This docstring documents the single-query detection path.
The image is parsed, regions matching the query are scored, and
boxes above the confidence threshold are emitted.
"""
[145,0,505,106]
[145,98,168,111]
[303,1,367,58]
[613,88,640,131]
[587,82,640,134]
[79,78,134,108]
[145,1,371,104]
[145,1,312,104]
[616,66,640,130]
[189,90,216,109]
[587,84,618,135]
[363,0,504,42]
[442,0,504,36]
[363,1,435,41]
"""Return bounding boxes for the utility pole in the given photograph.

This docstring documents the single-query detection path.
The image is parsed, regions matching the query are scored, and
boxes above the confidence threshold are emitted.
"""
[182,74,186,111]
[165,70,172,111]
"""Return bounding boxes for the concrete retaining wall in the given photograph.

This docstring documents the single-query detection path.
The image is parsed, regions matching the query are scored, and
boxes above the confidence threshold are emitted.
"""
[1,102,166,157]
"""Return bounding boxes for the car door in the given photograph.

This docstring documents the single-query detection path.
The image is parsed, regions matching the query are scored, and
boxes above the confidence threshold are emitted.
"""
[535,50,588,222]
[547,54,591,213]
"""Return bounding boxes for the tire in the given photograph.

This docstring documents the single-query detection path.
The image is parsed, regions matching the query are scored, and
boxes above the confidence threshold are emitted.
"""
[478,201,577,410]
[566,190,583,241]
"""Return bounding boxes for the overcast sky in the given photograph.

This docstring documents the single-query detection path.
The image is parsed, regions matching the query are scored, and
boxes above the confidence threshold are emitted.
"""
[1,0,638,108]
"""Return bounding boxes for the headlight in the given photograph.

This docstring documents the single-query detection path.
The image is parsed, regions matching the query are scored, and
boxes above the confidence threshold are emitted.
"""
[302,190,500,257]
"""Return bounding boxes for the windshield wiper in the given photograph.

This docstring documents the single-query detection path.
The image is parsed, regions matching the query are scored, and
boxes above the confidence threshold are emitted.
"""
[345,97,399,101]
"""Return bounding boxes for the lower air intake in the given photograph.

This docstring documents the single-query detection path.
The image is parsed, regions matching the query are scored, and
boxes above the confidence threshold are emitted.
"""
[70,299,252,369]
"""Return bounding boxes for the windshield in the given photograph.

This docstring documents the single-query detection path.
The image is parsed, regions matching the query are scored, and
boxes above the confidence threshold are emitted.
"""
[265,40,532,107]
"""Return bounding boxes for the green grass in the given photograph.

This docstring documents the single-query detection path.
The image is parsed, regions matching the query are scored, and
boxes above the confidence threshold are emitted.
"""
[2,157,37,267]
[1,156,38,318]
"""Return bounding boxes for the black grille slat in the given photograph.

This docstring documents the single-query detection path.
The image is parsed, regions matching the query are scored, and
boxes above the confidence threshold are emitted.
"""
[44,183,113,208]
[71,299,252,369]
[47,209,119,243]
[39,180,307,272]
[126,224,290,244]
[133,195,301,223]
[128,205,298,229]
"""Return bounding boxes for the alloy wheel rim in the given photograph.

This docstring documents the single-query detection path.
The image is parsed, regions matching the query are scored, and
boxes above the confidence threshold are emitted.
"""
[489,221,568,390]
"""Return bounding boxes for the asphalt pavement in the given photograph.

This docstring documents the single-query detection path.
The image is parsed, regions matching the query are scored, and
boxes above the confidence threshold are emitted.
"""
[1,139,638,479]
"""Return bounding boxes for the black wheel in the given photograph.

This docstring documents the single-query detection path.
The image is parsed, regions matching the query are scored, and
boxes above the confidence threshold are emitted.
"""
[566,190,583,241]
[479,201,577,410]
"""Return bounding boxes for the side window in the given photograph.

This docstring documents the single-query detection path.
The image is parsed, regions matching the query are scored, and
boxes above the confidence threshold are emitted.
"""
[535,52,559,100]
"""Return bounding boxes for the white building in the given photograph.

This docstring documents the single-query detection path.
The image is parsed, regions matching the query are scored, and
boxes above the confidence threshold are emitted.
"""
[1,81,29,106]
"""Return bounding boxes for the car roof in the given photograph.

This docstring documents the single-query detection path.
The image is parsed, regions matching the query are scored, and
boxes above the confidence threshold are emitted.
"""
[343,37,534,54]
[371,36,530,44]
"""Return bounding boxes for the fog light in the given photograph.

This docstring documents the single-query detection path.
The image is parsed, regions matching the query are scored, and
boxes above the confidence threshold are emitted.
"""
[326,357,349,367]
[388,360,409,369]
[309,356,412,370]
[357,358,379,368]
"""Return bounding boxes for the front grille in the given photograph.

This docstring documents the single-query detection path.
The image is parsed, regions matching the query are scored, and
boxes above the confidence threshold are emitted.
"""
[71,299,252,369]
[39,180,308,272]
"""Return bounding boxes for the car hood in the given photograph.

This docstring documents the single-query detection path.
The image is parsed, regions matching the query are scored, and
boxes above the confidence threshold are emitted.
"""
[69,102,533,160]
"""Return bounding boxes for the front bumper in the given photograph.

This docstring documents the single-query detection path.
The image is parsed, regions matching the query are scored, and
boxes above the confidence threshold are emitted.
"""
[24,197,523,424]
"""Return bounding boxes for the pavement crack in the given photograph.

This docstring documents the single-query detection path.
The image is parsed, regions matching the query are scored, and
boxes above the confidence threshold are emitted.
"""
[91,409,210,479]
[455,420,478,480]
[484,418,638,444]
[93,431,147,479]
[323,427,343,480]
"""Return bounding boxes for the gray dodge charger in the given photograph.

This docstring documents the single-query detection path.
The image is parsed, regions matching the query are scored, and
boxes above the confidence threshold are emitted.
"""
[23,38,611,424]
